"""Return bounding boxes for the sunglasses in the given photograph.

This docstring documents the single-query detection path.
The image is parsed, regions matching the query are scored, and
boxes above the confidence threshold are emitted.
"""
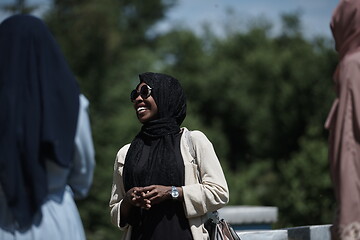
[130,85,152,102]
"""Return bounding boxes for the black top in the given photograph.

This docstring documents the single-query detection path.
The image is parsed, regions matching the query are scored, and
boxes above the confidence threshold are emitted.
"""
[123,72,191,239]
[130,132,192,240]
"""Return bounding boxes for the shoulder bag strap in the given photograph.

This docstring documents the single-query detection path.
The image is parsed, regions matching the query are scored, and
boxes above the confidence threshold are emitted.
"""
[185,130,201,182]
[185,130,196,160]
[185,130,221,223]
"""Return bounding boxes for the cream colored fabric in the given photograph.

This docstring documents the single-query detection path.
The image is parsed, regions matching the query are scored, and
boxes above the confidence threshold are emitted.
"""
[109,127,229,240]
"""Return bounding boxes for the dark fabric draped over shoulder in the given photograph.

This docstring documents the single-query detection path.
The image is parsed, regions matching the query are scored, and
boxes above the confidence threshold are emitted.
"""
[0,14,79,228]
[123,72,187,192]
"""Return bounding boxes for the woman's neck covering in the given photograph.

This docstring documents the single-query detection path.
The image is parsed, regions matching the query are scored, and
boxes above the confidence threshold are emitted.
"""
[123,72,187,192]
[0,14,79,228]
[331,0,360,60]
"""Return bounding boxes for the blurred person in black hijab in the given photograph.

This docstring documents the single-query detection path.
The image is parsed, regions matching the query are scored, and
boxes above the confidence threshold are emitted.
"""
[109,72,229,240]
[0,14,95,240]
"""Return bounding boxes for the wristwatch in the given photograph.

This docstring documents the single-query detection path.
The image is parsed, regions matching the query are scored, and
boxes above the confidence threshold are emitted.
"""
[171,186,179,200]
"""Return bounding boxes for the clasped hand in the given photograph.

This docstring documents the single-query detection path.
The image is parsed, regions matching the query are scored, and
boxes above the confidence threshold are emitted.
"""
[125,185,170,210]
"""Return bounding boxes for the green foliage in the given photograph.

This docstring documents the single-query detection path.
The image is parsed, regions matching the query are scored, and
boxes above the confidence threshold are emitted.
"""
[275,126,335,227]
[37,2,340,238]
[153,12,337,229]
[227,159,278,206]
[44,1,177,239]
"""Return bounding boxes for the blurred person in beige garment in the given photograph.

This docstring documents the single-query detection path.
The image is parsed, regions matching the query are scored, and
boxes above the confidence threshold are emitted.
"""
[326,1,360,239]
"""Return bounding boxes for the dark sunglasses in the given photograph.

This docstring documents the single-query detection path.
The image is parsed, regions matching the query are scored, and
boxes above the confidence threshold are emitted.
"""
[130,85,152,102]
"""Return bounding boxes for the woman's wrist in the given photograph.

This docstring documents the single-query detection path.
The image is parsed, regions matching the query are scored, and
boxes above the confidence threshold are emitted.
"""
[120,198,132,227]
[122,197,133,208]
[169,186,183,201]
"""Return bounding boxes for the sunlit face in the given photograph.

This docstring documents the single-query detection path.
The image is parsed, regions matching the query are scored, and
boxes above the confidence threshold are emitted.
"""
[132,82,158,123]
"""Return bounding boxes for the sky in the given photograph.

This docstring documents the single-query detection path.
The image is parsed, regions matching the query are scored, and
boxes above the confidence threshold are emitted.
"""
[156,0,339,38]
[0,0,339,38]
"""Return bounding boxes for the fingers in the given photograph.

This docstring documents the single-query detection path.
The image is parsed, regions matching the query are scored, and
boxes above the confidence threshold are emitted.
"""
[126,185,170,208]
[126,187,152,209]
[140,185,155,194]
[143,199,151,210]
[142,185,169,204]
[141,190,154,199]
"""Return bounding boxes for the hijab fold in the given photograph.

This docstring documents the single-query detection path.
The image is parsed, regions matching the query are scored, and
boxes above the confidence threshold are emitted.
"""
[0,14,79,228]
[123,72,186,192]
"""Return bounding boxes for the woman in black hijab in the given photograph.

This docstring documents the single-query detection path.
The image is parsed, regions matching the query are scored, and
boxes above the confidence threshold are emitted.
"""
[0,15,95,240]
[110,72,229,240]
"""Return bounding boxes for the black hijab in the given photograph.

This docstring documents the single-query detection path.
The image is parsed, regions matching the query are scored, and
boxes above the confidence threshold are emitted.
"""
[0,15,79,228]
[123,72,187,192]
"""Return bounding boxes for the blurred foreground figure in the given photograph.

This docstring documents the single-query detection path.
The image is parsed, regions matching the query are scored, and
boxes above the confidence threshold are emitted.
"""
[326,1,360,239]
[0,14,95,240]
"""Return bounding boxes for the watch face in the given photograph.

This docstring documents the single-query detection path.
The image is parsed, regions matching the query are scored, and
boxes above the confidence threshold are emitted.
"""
[172,190,179,198]
[171,186,179,199]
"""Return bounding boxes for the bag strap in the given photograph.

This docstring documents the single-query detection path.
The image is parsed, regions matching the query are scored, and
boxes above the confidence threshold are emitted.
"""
[185,130,202,182]
[185,130,196,161]
[185,130,220,222]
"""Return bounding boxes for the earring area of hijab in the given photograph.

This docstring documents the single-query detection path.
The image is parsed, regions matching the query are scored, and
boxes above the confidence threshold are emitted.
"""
[130,84,152,102]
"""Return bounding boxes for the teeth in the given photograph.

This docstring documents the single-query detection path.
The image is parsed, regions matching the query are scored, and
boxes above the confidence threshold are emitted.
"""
[137,107,146,112]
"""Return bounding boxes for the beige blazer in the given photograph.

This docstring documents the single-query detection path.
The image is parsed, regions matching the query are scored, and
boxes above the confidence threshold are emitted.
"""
[109,127,229,240]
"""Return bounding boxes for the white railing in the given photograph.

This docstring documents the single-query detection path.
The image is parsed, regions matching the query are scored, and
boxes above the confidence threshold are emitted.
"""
[237,224,331,240]
[218,206,331,240]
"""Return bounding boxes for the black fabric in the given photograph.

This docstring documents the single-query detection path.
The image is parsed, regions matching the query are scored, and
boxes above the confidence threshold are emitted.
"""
[123,72,187,191]
[0,15,79,228]
[130,133,192,240]
[131,201,193,240]
[123,72,191,239]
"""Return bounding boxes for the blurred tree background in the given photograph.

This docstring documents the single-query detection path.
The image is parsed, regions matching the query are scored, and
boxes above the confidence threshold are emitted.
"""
[2,0,338,239]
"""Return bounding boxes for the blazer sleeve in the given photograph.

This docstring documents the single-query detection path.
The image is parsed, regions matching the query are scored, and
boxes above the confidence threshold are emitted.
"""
[68,94,96,199]
[182,130,229,218]
[109,144,130,230]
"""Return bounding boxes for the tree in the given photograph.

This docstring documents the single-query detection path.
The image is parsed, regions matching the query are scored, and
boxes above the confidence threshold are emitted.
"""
[38,3,338,237]
[43,1,177,239]
[155,14,337,227]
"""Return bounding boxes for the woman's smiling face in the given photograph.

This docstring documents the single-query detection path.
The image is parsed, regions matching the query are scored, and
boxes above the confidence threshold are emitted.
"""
[132,82,158,123]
